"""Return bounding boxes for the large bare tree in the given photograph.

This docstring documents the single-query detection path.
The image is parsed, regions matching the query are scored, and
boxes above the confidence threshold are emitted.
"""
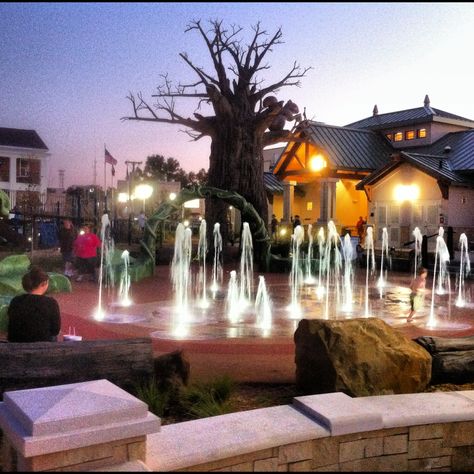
[123,20,310,245]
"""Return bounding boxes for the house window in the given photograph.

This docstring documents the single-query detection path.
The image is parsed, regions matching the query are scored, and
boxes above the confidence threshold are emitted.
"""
[417,128,427,138]
[306,201,313,211]
[394,132,403,142]
[0,157,10,182]
[16,158,40,184]
[385,133,393,141]
[405,130,415,140]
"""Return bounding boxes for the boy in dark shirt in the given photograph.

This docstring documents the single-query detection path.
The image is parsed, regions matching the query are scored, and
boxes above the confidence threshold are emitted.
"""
[7,266,61,342]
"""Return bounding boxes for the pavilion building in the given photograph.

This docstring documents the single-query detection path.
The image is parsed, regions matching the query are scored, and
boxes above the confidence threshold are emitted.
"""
[270,95,474,250]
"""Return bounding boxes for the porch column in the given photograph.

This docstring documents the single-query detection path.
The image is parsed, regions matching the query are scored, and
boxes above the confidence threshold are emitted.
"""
[282,181,296,224]
[317,178,338,225]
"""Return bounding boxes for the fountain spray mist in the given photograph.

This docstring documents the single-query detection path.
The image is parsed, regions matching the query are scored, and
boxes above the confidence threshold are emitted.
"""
[455,233,471,307]
[364,226,375,317]
[211,223,223,293]
[197,219,209,308]
[255,275,273,335]
[305,224,315,284]
[413,227,423,279]
[239,222,254,307]
[95,213,111,320]
[377,227,390,297]
[288,224,305,318]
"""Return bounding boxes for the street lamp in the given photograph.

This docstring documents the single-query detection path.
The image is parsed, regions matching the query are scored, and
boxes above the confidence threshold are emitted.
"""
[134,183,153,213]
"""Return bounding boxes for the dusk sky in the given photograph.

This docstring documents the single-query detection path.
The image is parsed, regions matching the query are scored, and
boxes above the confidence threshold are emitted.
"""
[2,2,474,189]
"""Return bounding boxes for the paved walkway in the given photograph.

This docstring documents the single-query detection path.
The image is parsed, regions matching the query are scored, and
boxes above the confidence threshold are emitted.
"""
[54,264,474,384]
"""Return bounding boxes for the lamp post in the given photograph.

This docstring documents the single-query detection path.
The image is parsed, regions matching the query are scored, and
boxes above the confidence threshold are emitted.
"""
[134,183,153,214]
[124,160,142,245]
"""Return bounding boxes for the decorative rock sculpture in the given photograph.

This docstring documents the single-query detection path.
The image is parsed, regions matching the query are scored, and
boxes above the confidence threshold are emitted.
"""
[294,317,432,396]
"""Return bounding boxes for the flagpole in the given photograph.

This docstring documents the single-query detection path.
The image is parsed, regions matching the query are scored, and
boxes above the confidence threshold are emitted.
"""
[104,144,107,212]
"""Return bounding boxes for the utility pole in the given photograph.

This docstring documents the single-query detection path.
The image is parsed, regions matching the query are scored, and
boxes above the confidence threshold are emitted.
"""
[125,160,142,245]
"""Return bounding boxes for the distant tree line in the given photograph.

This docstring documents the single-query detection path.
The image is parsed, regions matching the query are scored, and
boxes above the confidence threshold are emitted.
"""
[131,154,208,188]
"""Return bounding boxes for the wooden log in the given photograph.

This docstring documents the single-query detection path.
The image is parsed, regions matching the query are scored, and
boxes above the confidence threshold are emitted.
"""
[0,338,154,396]
[414,336,474,355]
[431,350,474,385]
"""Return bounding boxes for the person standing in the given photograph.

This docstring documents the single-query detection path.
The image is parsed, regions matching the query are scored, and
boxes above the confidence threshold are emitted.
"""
[407,267,428,322]
[356,216,365,243]
[138,210,147,234]
[73,224,101,282]
[271,214,278,239]
[59,219,77,277]
[293,215,301,229]
[7,267,61,342]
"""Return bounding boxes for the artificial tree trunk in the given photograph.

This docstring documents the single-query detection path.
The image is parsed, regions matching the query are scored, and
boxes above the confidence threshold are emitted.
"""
[206,119,268,259]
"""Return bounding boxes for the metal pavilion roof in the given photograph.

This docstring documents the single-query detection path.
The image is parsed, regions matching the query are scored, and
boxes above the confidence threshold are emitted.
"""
[273,121,393,176]
[356,152,470,191]
[414,129,474,172]
[346,106,474,131]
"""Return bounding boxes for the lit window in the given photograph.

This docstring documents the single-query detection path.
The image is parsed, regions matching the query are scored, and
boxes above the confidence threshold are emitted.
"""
[385,133,393,141]
[394,132,403,142]
[405,130,415,140]
[306,202,313,211]
[394,184,420,201]
[417,128,427,138]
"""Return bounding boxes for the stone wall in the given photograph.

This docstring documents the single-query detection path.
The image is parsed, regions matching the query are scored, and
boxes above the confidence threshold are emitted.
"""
[2,382,474,472]
[146,391,474,472]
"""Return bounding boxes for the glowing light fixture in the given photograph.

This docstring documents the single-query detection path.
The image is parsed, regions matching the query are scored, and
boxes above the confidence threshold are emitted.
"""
[117,192,129,203]
[394,184,420,202]
[169,192,177,201]
[134,183,153,201]
[279,228,287,237]
[309,154,327,172]
[135,183,153,212]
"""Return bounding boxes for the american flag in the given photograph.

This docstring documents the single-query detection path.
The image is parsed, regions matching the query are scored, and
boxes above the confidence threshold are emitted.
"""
[104,148,118,166]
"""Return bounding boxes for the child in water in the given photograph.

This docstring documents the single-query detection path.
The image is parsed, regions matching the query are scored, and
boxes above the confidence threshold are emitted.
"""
[407,267,428,322]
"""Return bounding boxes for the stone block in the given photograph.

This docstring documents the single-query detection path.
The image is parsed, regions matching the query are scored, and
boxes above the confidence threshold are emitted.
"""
[312,437,339,468]
[409,423,444,440]
[278,440,313,464]
[0,380,160,459]
[408,438,452,459]
[357,391,474,428]
[407,456,451,471]
[443,420,474,447]
[340,453,407,471]
[452,445,474,472]
[383,434,408,454]
[146,405,327,472]
[253,457,278,471]
[293,392,383,436]
[289,459,313,471]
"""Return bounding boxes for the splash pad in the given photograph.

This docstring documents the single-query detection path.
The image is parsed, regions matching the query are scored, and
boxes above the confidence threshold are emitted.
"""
[83,221,473,341]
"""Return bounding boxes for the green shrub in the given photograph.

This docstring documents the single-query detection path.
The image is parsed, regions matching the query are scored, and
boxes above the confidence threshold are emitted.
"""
[134,376,173,418]
[181,374,236,419]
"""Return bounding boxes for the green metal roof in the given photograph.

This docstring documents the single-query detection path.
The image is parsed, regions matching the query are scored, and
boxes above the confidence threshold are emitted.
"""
[346,106,474,131]
[294,122,392,170]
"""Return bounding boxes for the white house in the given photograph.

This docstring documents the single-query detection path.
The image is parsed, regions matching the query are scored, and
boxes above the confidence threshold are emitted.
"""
[0,127,50,212]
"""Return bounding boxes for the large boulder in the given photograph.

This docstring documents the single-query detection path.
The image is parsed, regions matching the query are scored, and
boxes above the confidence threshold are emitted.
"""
[294,317,431,396]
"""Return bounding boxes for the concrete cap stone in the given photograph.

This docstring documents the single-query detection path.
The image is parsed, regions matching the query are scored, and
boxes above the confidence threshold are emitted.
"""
[3,379,149,436]
[292,392,383,436]
[0,380,161,458]
[355,391,474,428]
